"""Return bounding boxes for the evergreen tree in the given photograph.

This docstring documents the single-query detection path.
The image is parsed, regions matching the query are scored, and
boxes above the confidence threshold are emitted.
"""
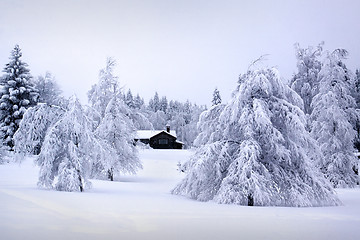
[34,72,65,107]
[310,49,359,187]
[290,43,323,115]
[149,92,160,112]
[212,87,222,106]
[87,57,118,117]
[0,45,38,149]
[173,67,340,207]
[160,96,168,113]
[13,103,64,155]
[37,97,103,192]
[125,89,135,109]
[134,94,144,110]
[353,70,360,107]
[94,92,142,181]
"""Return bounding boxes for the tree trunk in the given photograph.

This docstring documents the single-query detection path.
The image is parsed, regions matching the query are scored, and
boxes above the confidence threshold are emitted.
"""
[108,168,114,181]
[248,194,254,206]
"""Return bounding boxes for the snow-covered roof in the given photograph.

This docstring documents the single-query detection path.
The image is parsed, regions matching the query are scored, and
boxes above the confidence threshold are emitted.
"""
[136,130,177,139]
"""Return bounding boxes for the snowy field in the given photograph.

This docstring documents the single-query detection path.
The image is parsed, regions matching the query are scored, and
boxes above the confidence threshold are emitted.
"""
[0,149,359,240]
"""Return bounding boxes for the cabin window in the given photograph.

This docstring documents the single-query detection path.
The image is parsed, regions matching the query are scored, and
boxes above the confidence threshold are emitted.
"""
[159,138,168,145]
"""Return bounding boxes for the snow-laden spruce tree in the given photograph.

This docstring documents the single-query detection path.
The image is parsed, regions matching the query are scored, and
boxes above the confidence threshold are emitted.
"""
[37,96,104,192]
[212,88,222,106]
[172,66,340,207]
[13,103,64,155]
[290,43,323,115]
[93,92,142,181]
[0,45,38,149]
[310,49,359,188]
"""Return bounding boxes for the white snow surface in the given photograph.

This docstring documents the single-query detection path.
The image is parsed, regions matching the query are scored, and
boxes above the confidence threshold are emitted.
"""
[0,149,360,240]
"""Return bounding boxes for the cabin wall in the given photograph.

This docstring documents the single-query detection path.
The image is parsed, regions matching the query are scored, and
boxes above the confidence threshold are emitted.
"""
[150,133,178,149]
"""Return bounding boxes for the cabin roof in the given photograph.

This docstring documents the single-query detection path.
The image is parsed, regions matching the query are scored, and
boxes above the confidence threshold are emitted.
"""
[136,130,177,139]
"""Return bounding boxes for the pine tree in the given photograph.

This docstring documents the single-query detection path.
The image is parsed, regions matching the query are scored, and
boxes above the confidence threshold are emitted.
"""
[173,67,340,207]
[13,103,64,155]
[37,97,103,192]
[310,49,359,188]
[94,92,142,181]
[0,45,38,149]
[212,88,222,106]
[290,43,323,115]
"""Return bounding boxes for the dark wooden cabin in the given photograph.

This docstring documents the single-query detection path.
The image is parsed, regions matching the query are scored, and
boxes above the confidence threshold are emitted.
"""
[135,126,183,149]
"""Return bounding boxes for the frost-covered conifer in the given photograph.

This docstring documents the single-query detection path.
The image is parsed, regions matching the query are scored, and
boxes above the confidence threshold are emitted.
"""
[134,94,145,110]
[88,57,118,117]
[13,103,64,155]
[290,43,323,115]
[125,89,135,109]
[160,96,168,113]
[94,93,142,180]
[34,72,65,107]
[193,103,225,147]
[148,92,161,112]
[173,67,340,207]
[310,49,359,188]
[212,88,222,106]
[0,45,38,149]
[37,97,102,192]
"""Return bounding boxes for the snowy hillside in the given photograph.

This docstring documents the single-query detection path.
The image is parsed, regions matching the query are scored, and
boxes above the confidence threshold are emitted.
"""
[0,149,360,240]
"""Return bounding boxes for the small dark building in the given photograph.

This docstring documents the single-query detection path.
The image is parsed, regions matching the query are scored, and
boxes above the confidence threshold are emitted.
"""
[135,126,183,149]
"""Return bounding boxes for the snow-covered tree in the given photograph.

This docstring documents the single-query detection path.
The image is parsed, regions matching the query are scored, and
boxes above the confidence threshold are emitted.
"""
[0,145,7,164]
[88,57,118,117]
[125,89,135,109]
[173,67,340,207]
[352,69,360,108]
[160,96,168,113]
[193,103,225,147]
[94,92,142,181]
[34,72,66,107]
[37,97,103,192]
[148,92,161,112]
[212,87,222,106]
[290,43,323,115]
[352,69,360,152]
[13,103,64,155]
[148,110,167,130]
[134,94,145,110]
[310,49,359,188]
[0,45,38,149]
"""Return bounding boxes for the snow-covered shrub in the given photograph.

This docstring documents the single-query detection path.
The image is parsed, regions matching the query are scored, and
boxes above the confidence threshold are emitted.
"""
[13,103,64,155]
[173,67,340,207]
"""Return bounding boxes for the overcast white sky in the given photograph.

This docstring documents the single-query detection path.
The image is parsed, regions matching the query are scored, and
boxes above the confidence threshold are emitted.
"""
[1,0,360,106]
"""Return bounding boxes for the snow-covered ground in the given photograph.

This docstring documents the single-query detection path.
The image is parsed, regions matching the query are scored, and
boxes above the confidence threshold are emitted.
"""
[0,149,359,240]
